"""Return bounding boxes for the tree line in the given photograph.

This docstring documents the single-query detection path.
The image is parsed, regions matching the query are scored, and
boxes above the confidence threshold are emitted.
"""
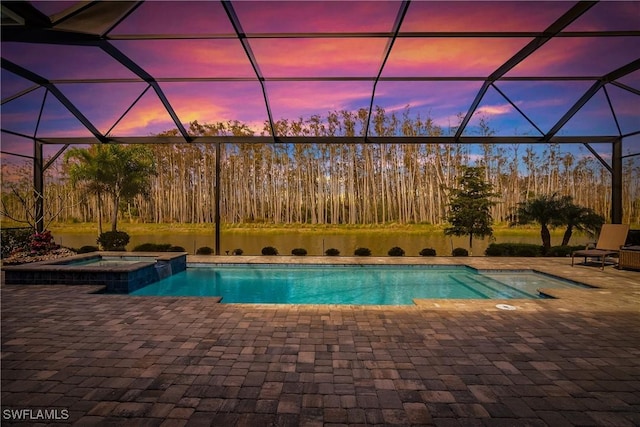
[2,108,639,228]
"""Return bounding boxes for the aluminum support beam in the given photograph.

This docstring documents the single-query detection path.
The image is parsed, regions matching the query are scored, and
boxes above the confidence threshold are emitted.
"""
[455,1,596,141]
[612,138,623,224]
[98,42,192,143]
[222,0,276,140]
[545,58,640,142]
[583,143,612,174]
[6,76,628,84]
[215,142,221,255]
[365,0,410,139]
[33,87,46,233]
[30,135,621,146]
[2,59,108,143]
[34,141,44,233]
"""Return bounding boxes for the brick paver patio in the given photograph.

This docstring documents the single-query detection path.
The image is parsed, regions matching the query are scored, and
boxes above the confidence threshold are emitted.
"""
[2,257,639,426]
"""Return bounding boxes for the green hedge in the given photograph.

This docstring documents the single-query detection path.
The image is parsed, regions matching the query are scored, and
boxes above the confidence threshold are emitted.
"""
[452,247,469,257]
[97,231,129,251]
[419,248,437,256]
[387,246,405,256]
[485,243,585,257]
[132,243,172,252]
[262,246,278,255]
[354,247,371,256]
[485,243,542,257]
[196,246,214,255]
[131,243,186,252]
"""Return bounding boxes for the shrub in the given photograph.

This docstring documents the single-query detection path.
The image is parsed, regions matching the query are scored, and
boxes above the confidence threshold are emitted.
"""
[261,246,278,255]
[196,246,214,255]
[168,245,186,252]
[419,248,437,256]
[485,243,542,257]
[77,245,99,254]
[354,247,371,256]
[232,248,243,255]
[545,245,585,257]
[514,245,541,257]
[132,243,172,252]
[325,248,340,256]
[291,248,307,256]
[452,247,469,257]
[1,228,32,258]
[97,231,129,251]
[30,230,58,255]
[388,246,405,256]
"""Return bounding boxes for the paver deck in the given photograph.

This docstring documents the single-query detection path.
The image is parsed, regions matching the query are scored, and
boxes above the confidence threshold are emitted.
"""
[2,257,639,426]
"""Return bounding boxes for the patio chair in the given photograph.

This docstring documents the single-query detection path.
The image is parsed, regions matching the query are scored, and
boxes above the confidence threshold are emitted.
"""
[571,224,630,269]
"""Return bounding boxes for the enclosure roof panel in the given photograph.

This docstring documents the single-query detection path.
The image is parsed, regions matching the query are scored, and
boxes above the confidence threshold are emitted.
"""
[233,1,400,33]
[110,1,235,36]
[401,1,572,32]
[1,0,638,150]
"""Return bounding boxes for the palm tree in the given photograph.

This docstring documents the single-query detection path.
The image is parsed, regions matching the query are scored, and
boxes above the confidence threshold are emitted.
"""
[65,146,110,234]
[558,197,604,246]
[65,145,156,232]
[512,193,564,251]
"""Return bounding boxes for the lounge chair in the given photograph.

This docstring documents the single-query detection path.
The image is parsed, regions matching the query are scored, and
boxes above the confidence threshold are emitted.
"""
[571,224,630,269]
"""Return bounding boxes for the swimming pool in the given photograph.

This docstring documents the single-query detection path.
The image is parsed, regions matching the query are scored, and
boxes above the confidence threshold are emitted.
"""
[131,264,589,304]
[2,252,187,293]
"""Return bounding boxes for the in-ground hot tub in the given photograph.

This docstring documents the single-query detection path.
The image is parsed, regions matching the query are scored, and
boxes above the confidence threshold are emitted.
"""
[2,252,186,293]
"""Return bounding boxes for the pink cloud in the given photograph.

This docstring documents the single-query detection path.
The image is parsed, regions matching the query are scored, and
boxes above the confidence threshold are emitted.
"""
[1,43,137,81]
[113,40,255,78]
[110,1,234,35]
[234,1,400,33]
[1,103,41,135]
[383,38,530,77]
[250,38,387,77]
[161,81,269,131]
[267,81,374,120]
[507,37,639,77]
[375,81,482,110]
[0,133,34,157]
[476,104,512,116]
[402,1,573,32]
[106,91,175,136]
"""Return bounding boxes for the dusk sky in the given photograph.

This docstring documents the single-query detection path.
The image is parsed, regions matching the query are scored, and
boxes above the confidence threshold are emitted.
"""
[1,1,639,161]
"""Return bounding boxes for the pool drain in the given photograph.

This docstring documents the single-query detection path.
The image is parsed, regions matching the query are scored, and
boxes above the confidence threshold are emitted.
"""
[496,304,517,310]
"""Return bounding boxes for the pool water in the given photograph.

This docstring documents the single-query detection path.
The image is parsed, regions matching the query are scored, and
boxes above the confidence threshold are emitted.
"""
[131,264,588,304]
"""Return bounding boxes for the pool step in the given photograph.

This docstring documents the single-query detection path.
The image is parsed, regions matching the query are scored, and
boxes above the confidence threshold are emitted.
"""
[475,273,540,298]
[458,273,538,299]
[446,275,493,298]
